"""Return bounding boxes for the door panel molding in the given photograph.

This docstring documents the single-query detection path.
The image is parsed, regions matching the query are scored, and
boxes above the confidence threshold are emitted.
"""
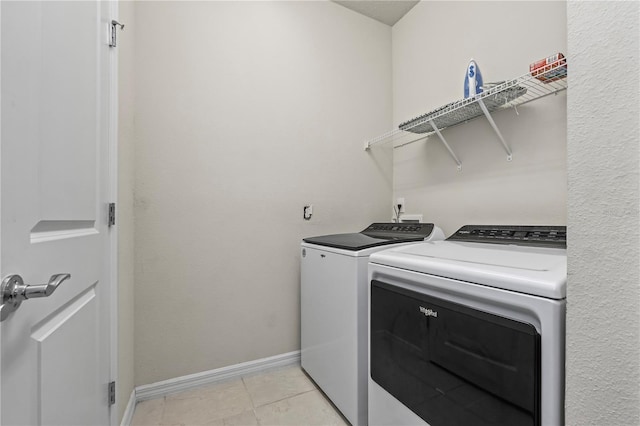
[30,220,98,244]
[31,285,96,342]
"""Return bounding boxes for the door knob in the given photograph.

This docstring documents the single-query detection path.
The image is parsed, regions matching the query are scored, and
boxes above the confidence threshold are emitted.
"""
[0,273,71,321]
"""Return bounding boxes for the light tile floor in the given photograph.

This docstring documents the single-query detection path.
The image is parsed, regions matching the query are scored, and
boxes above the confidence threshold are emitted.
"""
[131,366,349,426]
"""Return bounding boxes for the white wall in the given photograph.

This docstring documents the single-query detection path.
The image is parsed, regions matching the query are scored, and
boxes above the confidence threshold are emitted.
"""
[566,1,640,424]
[117,0,135,420]
[392,1,567,236]
[133,1,393,385]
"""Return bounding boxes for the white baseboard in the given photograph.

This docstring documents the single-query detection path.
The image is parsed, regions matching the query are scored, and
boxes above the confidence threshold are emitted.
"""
[120,388,136,426]
[135,350,301,402]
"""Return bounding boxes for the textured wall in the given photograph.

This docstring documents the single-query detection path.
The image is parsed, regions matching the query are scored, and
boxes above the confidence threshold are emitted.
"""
[566,2,640,424]
[117,0,135,421]
[392,1,567,236]
[133,1,393,385]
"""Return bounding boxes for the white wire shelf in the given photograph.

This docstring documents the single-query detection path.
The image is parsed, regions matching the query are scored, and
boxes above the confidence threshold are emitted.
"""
[364,57,568,169]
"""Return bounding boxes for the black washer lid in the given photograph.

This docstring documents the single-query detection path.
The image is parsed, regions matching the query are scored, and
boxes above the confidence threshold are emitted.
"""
[303,223,435,251]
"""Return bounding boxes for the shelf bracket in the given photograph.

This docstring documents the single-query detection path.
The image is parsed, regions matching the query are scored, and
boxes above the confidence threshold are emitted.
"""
[429,120,462,170]
[477,99,512,161]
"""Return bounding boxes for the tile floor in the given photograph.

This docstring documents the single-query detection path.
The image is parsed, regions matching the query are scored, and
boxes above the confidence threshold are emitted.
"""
[130,365,349,426]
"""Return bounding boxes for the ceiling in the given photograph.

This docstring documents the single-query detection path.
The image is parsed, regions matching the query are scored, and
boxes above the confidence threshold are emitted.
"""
[332,1,420,26]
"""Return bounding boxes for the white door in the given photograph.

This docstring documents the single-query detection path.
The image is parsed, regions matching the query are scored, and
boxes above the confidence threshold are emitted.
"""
[0,1,116,425]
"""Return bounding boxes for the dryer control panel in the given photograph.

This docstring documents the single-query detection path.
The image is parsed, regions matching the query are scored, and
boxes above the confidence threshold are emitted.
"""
[448,225,566,248]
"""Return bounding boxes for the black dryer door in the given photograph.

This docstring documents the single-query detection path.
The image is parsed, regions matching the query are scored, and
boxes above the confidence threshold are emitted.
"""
[370,280,541,426]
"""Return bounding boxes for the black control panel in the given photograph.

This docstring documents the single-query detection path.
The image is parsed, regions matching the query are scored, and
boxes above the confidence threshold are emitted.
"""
[447,225,566,248]
[362,222,435,239]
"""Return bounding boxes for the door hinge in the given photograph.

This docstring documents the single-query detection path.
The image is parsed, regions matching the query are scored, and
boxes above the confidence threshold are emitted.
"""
[109,381,116,405]
[108,203,116,227]
[109,20,125,48]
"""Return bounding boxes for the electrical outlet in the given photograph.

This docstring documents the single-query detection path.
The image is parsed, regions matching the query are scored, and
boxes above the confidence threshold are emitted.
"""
[396,198,405,213]
[303,205,313,220]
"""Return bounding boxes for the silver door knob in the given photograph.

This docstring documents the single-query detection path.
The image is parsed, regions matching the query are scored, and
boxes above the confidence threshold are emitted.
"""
[0,273,71,321]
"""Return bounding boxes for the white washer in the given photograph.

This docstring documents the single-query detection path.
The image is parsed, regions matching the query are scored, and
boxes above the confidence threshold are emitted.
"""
[301,223,444,426]
[368,225,567,426]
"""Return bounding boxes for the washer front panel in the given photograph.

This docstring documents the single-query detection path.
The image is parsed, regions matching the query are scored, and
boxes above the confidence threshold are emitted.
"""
[368,263,565,426]
[371,280,540,425]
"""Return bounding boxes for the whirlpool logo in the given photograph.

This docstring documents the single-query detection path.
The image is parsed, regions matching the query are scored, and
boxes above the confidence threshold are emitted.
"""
[419,306,438,318]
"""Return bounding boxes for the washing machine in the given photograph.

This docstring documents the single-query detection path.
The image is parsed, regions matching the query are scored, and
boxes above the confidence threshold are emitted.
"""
[368,225,567,426]
[301,222,444,426]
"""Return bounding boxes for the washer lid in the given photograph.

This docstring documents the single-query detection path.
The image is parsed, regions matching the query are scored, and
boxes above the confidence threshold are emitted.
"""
[302,223,436,251]
[370,240,567,299]
[302,232,425,251]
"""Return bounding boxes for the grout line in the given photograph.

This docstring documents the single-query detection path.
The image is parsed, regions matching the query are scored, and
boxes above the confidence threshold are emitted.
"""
[159,396,167,425]
[239,376,262,426]
[253,406,262,426]
[240,376,257,410]
[251,387,318,409]
[242,367,319,410]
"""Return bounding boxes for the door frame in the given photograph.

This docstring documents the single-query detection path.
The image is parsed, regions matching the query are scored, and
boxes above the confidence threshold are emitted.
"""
[0,1,120,424]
